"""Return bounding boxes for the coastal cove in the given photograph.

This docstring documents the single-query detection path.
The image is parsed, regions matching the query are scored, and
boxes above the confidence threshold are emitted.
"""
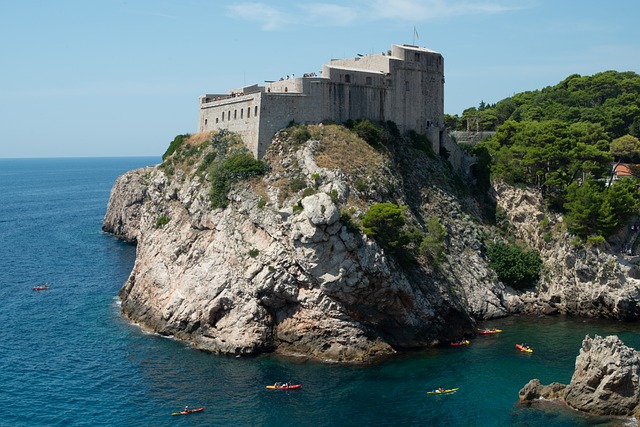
[0,157,638,426]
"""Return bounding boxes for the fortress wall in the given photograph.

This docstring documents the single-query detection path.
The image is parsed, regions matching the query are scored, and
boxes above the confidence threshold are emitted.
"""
[266,78,305,94]
[198,94,262,156]
[197,43,448,162]
[383,52,444,135]
[328,54,391,74]
[323,65,386,88]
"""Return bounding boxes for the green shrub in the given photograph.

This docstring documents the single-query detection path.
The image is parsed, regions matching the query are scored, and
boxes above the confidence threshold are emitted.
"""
[329,189,340,204]
[407,130,435,157]
[248,248,260,258]
[354,179,368,192]
[340,209,360,234]
[362,203,407,252]
[163,134,189,161]
[290,176,307,191]
[486,242,542,290]
[420,216,447,263]
[353,119,382,150]
[155,215,170,227]
[291,125,312,144]
[208,149,268,209]
[301,187,315,198]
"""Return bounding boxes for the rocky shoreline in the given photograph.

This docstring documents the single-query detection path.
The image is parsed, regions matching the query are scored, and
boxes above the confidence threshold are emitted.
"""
[102,128,640,362]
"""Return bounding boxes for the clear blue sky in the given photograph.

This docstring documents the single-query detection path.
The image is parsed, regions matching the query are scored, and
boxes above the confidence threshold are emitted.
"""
[1,0,638,158]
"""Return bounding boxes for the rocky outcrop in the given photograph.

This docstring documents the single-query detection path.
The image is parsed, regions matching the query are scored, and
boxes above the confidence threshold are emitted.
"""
[102,126,640,362]
[103,129,484,362]
[519,335,640,419]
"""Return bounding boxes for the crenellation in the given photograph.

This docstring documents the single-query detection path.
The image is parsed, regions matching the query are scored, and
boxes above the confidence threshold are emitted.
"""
[198,43,445,159]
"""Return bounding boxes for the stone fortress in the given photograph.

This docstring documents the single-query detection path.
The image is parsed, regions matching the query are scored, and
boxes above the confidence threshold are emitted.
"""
[198,44,452,158]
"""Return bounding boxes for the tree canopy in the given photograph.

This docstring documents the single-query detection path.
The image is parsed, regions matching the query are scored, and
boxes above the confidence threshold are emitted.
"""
[465,71,640,239]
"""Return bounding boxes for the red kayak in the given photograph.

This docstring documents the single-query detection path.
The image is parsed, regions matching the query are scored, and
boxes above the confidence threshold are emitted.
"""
[171,407,204,416]
[266,384,302,390]
[33,285,49,291]
[450,339,469,347]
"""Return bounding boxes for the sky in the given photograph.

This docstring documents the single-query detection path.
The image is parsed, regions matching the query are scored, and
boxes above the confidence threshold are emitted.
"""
[1,0,639,158]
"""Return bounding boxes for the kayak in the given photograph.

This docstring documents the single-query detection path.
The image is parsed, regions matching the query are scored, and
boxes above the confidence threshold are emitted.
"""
[427,388,458,395]
[33,285,49,291]
[516,343,533,353]
[171,407,204,416]
[266,384,302,390]
[450,340,469,346]
[478,328,502,335]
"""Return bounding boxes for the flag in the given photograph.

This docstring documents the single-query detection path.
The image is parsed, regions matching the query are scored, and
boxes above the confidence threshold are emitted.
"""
[414,26,419,40]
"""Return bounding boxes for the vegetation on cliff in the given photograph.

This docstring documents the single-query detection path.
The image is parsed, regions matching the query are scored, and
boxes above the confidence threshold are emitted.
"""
[457,71,640,241]
[159,119,544,291]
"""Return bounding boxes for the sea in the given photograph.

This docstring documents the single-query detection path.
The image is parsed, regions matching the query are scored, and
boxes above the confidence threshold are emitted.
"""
[1,157,640,427]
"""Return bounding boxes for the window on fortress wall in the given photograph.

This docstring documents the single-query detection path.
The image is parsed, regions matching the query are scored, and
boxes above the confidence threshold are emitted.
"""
[247,107,250,118]
[415,53,420,62]
[204,119,208,126]
[366,76,372,85]
[345,74,351,83]
[241,109,243,119]
[234,110,237,120]
[216,118,219,124]
[228,111,231,121]
[221,113,224,122]
[254,106,258,116]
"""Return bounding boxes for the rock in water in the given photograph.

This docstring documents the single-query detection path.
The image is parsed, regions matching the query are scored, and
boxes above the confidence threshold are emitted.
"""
[519,335,640,420]
[565,335,640,417]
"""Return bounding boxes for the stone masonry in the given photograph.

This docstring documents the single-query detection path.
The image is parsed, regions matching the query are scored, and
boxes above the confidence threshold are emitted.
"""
[198,44,445,158]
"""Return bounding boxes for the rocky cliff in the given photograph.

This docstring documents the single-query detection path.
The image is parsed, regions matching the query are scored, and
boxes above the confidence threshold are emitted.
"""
[519,335,640,419]
[103,125,640,362]
[494,182,640,320]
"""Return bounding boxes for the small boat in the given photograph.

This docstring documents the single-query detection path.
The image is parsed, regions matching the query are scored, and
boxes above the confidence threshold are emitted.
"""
[266,383,302,390]
[33,284,49,291]
[427,388,459,395]
[171,407,204,416]
[516,343,533,353]
[477,328,502,335]
[450,339,470,347]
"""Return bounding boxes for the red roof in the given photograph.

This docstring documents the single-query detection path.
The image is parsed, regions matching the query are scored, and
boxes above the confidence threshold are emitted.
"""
[614,164,634,177]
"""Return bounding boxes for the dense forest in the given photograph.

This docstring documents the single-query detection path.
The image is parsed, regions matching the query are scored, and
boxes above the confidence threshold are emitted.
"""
[449,71,640,241]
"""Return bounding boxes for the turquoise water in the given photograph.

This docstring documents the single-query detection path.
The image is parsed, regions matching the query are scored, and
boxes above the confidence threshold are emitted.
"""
[1,157,638,426]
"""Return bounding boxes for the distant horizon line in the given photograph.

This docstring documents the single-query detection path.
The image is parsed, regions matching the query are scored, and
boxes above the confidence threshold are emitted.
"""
[0,155,162,160]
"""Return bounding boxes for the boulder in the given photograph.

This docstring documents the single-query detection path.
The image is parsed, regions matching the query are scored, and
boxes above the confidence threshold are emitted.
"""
[519,335,640,420]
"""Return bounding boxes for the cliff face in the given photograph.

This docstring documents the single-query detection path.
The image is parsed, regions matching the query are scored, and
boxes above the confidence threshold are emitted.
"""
[103,126,640,361]
[494,182,640,320]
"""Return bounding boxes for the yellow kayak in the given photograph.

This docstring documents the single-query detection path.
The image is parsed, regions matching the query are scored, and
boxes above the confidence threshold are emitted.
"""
[427,388,458,395]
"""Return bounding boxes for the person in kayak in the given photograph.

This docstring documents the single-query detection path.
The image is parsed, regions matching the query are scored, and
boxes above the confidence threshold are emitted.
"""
[183,406,189,413]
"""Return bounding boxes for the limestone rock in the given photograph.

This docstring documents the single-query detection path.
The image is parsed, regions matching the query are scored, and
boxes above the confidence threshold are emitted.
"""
[565,335,640,416]
[519,335,640,420]
[494,181,640,320]
[102,128,640,363]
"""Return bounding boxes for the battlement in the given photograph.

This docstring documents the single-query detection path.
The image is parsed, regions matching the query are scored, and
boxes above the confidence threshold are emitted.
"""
[198,44,445,158]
